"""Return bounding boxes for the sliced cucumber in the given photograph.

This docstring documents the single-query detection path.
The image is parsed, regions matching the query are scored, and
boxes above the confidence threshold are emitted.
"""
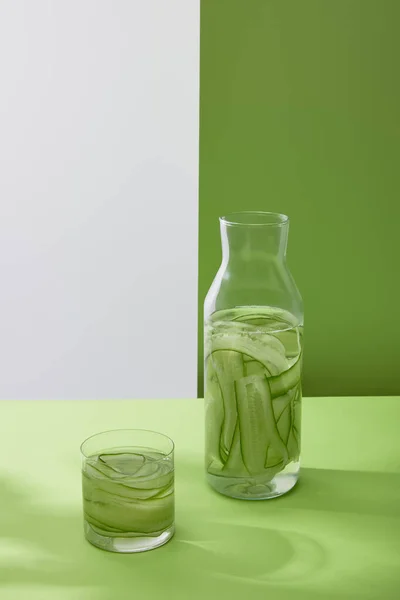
[83,472,170,502]
[84,512,125,533]
[83,447,174,539]
[272,328,301,359]
[235,375,288,475]
[292,384,302,447]
[98,452,145,475]
[83,483,174,533]
[212,306,298,328]
[235,376,268,475]
[272,390,293,422]
[265,445,285,470]
[205,358,226,467]
[87,520,167,538]
[268,354,302,398]
[83,456,173,496]
[207,458,226,476]
[211,334,287,375]
[243,354,255,363]
[222,421,249,476]
[204,306,303,492]
[212,350,243,453]
[244,359,270,378]
[286,428,299,461]
[276,403,291,446]
[84,498,173,534]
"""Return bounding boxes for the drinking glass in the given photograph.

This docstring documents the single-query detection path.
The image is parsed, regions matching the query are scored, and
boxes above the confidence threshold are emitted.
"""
[81,429,174,552]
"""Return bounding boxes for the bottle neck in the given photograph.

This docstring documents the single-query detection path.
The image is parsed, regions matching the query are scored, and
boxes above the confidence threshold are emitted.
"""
[220,221,288,266]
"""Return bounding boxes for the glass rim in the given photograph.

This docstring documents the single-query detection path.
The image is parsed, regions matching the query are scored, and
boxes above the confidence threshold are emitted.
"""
[220,211,289,228]
[80,428,175,459]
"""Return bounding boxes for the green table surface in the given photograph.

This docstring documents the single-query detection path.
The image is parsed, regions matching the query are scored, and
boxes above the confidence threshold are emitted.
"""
[0,398,399,600]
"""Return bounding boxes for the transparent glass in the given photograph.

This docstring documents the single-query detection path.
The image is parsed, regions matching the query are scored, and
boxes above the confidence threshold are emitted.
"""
[204,212,303,500]
[81,429,174,552]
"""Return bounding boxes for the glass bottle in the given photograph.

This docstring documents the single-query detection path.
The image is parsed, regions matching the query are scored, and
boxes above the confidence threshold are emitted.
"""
[204,212,303,500]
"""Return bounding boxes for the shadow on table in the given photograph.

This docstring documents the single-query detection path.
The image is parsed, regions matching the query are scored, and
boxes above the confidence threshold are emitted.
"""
[0,463,399,600]
[177,455,400,518]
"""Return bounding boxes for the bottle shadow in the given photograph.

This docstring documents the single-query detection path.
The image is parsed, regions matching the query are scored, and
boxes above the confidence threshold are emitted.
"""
[0,463,399,600]
[173,458,400,599]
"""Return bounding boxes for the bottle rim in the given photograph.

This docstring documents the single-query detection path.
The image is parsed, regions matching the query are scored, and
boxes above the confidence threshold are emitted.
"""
[220,211,289,227]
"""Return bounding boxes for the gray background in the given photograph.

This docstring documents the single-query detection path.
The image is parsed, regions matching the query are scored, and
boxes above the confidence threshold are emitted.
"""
[0,0,199,399]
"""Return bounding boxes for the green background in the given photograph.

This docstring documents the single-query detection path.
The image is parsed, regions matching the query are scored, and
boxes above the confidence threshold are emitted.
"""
[198,0,400,397]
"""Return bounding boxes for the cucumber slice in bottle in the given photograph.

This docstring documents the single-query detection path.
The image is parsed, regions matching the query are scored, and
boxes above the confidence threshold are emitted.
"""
[292,384,302,444]
[244,359,270,378]
[211,350,243,454]
[243,354,254,363]
[272,328,301,359]
[205,357,226,468]
[210,334,287,375]
[276,403,291,446]
[235,375,288,476]
[233,315,275,326]
[205,305,303,498]
[265,445,285,470]
[218,306,297,327]
[287,428,299,461]
[272,390,293,422]
[222,421,249,476]
[268,354,302,398]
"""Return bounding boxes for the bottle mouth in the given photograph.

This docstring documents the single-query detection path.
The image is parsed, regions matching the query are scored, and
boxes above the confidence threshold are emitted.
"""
[220,211,289,227]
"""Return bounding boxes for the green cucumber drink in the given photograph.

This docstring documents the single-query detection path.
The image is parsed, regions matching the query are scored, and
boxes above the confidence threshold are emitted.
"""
[82,440,174,552]
[205,306,303,499]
